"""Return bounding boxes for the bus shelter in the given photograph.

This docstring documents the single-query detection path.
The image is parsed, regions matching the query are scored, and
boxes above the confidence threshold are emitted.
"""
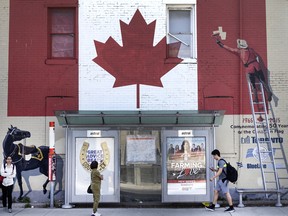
[55,110,224,206]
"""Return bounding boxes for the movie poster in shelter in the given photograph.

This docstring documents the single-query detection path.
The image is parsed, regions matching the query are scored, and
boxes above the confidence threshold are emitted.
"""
[167,137,206,195]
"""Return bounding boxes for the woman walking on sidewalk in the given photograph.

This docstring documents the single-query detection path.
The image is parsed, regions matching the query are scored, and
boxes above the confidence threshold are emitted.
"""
[1,156,16,213]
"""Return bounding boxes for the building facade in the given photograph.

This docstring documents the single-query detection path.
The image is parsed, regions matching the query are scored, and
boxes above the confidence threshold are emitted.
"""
[0,0,287,205]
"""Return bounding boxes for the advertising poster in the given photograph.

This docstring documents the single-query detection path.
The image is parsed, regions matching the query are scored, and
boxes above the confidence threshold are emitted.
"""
[126,135,156,164]
[75,137,115,195]
[167,137,206,195]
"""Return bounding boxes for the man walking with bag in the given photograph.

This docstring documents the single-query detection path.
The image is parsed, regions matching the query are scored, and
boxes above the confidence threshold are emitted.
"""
[205,149,235,213]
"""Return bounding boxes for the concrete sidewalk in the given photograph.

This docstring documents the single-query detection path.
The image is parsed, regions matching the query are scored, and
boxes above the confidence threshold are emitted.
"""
[1,206,288,216]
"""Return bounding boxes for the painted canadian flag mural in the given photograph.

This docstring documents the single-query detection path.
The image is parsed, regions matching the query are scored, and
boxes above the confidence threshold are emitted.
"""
[7,0,269,116]
[92,10,183,108]
[79,4,197,110]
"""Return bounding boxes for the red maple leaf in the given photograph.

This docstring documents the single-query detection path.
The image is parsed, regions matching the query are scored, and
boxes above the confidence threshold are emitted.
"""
[93,9,183,108]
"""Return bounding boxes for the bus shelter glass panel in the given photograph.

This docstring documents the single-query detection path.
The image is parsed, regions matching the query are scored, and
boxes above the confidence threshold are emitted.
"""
[167,137,206,195]
[69,130,119,203]
[75,137,115,196]
[162,129,213,202]
[120,130,161,203]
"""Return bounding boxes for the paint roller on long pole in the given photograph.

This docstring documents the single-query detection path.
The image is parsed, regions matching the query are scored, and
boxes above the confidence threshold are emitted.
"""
[211,32,221,41]
[211,31,224,48]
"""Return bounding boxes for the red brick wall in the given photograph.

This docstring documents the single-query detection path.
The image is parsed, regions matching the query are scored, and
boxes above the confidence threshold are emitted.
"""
[8,0,79,116]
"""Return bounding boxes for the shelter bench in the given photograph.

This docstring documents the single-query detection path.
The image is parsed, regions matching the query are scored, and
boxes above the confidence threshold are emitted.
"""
[237,189,282,207]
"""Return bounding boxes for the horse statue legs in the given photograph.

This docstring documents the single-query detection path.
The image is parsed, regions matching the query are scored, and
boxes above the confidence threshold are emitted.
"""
[43,178,49,194]
[16,170,24,200]
[16,171,50,200]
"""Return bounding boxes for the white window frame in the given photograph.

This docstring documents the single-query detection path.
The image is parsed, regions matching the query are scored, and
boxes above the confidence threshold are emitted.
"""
[166,4,197,63]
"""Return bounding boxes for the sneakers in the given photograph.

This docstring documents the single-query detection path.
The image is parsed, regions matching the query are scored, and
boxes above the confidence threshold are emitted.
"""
[205,205,235,213]
[205,205,215,211]
[8,208,12,213]
[224,206,235,213]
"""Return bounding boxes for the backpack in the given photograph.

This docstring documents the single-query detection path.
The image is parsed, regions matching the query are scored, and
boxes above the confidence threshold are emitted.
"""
[220,159,238,183]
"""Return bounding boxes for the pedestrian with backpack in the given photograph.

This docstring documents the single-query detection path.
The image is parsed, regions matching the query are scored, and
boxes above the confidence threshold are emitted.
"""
[205,149,235,213]
[1,156,16,213]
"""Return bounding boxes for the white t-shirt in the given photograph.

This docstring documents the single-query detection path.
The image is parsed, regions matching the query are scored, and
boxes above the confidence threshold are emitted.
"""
[1,163,16,186]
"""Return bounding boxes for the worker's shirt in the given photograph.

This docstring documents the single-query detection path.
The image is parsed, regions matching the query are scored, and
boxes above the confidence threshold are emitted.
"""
[223,46,261,73]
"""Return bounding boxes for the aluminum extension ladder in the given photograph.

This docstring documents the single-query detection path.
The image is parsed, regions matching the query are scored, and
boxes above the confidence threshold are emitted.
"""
[246,77,286,194]
[268,103,288,193]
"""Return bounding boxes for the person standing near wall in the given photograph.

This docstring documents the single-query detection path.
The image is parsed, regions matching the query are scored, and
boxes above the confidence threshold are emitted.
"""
[205,149,235,213]
[90,161,103,216]
[1,156,16,213]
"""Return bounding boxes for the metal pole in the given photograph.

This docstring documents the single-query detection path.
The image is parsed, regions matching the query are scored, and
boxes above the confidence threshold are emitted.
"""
[62,126,72,208]
[211,126,220,208]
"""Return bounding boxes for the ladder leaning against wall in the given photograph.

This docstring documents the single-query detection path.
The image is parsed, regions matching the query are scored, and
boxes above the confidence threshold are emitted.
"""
[247,77,288,196]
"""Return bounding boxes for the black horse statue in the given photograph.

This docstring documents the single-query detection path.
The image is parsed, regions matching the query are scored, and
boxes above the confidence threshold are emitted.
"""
[2,125,50,200]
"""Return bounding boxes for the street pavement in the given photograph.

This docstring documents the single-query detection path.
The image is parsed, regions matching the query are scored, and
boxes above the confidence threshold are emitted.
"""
[1,206,288,216]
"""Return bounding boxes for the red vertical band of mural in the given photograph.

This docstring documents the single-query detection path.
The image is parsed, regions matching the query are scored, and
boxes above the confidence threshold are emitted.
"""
[197,0,267,115]
[8,0,78,116]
